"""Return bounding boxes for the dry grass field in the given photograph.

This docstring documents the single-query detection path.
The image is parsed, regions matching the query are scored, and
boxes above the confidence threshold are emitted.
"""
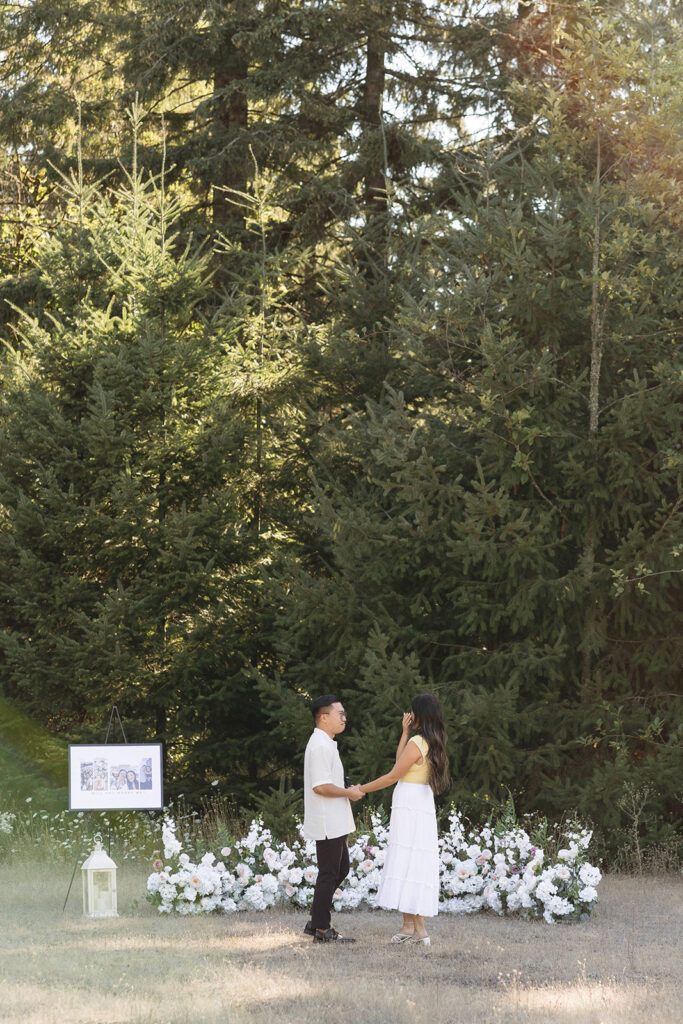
[0,862,680,1024]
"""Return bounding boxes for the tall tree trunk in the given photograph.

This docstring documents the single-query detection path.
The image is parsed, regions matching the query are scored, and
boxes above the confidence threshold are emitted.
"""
[362,31,387,220]
[212,33,248,231]
[581,129,604,692]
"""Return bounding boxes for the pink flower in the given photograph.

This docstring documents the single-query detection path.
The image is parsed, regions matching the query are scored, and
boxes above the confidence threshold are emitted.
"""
[153,859,164,871]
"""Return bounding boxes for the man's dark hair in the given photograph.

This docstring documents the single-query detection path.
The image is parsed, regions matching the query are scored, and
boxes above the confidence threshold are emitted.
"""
[311,694,339,721]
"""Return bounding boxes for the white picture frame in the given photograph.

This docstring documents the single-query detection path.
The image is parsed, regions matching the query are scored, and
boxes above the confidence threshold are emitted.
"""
[68,743,164,810]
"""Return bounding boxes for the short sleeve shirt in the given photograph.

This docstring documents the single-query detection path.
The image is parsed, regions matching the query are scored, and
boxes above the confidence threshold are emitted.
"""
[303,728,355,841]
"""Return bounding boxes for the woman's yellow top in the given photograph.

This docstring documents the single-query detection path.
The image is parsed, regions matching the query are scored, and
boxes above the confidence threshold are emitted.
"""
[401,735,430,784]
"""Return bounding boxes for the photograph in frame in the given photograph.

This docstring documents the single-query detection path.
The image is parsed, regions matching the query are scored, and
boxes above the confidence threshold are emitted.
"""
[69,743,163,810]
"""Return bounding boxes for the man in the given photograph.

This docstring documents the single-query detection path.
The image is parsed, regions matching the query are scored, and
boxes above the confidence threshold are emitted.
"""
[303,694,364,943]
[139,761,153,790]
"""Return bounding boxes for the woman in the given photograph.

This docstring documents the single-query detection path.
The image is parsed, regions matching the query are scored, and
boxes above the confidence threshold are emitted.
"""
[359,693,449,945]
[126,769,139,790]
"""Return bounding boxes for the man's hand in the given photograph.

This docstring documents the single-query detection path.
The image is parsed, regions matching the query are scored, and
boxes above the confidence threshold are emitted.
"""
[346,785,365,801]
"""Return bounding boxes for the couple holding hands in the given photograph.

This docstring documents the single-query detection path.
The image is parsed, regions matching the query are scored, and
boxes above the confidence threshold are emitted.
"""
[303,692,449,946]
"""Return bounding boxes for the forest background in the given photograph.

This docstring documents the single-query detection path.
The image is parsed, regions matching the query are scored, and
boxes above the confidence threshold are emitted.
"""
[0,0,680,864]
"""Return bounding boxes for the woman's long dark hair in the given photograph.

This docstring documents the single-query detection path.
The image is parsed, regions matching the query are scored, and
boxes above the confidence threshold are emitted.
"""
[411,693,449,795]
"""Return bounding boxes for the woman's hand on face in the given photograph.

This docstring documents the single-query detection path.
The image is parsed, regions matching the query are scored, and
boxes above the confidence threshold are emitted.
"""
[402,712,413,734]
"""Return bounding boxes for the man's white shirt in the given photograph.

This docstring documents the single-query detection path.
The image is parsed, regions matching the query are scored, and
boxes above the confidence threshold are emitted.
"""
[303,728,355,841]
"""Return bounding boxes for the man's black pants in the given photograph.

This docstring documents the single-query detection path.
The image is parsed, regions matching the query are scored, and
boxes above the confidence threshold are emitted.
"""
[310,834,350,931]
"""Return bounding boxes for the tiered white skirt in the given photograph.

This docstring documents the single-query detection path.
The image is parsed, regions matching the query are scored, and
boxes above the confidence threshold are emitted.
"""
[377,780,440,918]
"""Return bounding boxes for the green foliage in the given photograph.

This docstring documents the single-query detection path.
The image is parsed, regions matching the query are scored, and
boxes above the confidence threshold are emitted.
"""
[258,2,682,856]
[253,775,304,844]
[0,1,680,859]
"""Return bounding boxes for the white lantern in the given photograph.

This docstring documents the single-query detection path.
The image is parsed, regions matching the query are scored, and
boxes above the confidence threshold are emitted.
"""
[81,834,118,918]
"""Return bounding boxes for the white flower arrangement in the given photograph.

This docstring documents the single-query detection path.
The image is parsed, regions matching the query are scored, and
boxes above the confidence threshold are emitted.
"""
[145,809,601,924]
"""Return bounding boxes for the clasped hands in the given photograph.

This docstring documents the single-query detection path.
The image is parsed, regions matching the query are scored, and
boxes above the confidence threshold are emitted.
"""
[346,784,365,801]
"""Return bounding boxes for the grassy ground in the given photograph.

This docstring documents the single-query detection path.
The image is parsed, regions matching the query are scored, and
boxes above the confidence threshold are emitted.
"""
[0,862,680,1024]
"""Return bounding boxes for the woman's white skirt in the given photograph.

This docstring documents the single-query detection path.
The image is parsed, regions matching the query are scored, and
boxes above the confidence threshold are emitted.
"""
[377,780,440,917]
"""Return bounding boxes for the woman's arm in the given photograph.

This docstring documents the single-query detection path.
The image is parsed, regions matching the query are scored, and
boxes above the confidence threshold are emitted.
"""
[359,738,423,794]
[313,783,364,801]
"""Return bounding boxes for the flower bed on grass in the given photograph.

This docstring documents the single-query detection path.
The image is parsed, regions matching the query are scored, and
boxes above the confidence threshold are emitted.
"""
[147,810,601,924]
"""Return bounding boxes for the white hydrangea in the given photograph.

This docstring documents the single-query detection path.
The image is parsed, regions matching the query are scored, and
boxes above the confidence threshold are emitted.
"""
[146,811,602,924]
[546,894,574,917]
[579,863,602,887]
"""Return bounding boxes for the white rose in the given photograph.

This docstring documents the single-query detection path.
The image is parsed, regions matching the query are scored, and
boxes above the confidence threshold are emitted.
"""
[455,859,476,879]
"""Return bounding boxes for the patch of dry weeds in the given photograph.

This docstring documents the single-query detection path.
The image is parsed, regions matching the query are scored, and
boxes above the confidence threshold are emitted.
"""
[0,865,680,1023]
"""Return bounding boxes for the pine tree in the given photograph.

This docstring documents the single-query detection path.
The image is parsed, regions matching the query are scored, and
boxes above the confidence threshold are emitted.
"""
[0,1,136,326]
[0,111,251,796]
[258,1,682,849]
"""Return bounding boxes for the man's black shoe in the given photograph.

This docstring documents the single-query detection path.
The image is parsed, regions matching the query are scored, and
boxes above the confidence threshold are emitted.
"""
[313,927,355,943]
[303,920,315,936]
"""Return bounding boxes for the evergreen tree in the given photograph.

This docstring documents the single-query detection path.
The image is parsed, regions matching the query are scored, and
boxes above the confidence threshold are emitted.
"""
[0,1,135,325]
[259,1,682,850]
[0,112,265,799]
